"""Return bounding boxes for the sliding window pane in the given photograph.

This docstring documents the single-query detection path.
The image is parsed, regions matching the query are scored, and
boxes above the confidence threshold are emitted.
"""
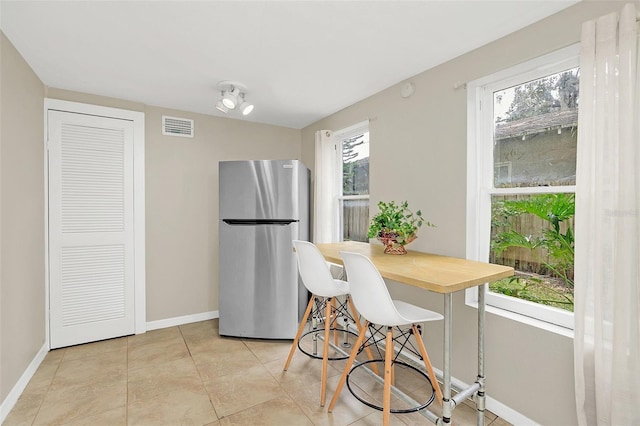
[493,68,579,188]
[342,199,369,242]
[342,133,369,196]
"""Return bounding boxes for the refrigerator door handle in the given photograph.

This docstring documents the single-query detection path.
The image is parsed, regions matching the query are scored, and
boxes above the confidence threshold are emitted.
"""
[222,219,299,226]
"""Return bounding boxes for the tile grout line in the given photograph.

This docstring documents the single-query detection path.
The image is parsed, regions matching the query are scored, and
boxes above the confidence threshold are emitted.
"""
[278,382,320,426]
[178,324,221,422]
[259,346,317,426]
[29,349,65,426]
[32,346,95,424]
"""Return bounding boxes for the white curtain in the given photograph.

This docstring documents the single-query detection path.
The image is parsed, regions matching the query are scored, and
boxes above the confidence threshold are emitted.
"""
[574,4,640,425]
[313,130,337,243]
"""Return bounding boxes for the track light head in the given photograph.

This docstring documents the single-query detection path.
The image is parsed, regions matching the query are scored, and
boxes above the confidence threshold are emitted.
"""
[222,86,240,109]
[238,93,254,115]
[215,99,229,113]
[240,102,254,115]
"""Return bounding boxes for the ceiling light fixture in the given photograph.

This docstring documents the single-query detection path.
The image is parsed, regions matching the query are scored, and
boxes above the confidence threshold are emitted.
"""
[216,81,253,116]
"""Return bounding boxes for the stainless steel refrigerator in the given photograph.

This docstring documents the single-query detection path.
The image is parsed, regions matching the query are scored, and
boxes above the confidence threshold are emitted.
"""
[218,160,309,339]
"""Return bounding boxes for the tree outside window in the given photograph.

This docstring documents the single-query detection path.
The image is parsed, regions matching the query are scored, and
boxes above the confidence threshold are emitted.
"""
[336,127,369,242]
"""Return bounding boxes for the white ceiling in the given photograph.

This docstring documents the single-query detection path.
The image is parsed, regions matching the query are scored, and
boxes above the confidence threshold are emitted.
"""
[1,1,578,129]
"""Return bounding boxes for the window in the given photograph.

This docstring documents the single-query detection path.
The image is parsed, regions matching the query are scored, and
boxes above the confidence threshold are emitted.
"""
[335,122,370,242]
[466,45,579,332]
[494,162,512,186]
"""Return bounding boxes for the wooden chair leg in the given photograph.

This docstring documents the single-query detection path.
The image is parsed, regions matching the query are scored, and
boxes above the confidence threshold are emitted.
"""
[328,321,370,412]
[391,356,395,387]
[412,324,443,406]
[321,297,332,406]
[283,296,316,371]
[383,327,393,426]
[347,297,379,376]
[332,297,339,346]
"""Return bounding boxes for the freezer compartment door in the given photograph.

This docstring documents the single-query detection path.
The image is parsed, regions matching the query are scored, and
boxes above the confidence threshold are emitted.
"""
[219,160,305,220]
[219,221,306,339]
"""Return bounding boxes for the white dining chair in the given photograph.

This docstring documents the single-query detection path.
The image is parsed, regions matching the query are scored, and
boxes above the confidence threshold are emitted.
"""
[283,240,374,407]
[328,251,443,426]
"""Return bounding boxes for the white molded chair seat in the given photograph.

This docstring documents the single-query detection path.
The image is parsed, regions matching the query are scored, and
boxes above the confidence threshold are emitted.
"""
[392,300,443,325]
[323,278,349,298]
[328,251,443,426]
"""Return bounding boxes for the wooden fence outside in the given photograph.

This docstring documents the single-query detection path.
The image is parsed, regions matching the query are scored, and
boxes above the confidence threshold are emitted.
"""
[343,200,369,242]
[490,194,574,278]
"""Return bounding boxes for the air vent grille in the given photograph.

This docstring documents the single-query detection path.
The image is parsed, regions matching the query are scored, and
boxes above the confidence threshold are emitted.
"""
[162,115,194,138]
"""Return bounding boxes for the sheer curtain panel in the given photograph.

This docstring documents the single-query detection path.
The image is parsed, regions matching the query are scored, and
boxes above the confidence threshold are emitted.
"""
[313,130,337,243]
[574,4,640,425]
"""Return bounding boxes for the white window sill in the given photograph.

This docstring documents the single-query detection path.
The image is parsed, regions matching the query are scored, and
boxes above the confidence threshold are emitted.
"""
[465,299,575,339]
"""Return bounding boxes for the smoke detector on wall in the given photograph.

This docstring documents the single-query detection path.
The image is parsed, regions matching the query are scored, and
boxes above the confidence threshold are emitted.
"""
[401,82,415,98]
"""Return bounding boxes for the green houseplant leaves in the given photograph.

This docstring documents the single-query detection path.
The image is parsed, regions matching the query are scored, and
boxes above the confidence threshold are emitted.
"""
[367,201,434,245]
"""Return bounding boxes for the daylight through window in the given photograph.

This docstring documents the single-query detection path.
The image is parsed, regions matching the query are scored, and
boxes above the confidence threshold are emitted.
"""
[335,123,369,242]
[467,45,579,330]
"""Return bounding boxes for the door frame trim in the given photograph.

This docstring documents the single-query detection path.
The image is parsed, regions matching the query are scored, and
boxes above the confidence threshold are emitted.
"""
[44,99,146,348]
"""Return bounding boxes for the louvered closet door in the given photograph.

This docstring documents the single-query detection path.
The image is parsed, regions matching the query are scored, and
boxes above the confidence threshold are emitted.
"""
[48,110,135,349]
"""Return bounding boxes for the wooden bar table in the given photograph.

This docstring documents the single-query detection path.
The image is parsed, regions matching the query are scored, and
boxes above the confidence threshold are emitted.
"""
[316,241,514,425]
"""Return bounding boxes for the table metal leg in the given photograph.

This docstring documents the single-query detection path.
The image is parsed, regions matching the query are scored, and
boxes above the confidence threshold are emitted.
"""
[442,293,453,424]
[476,284,487,426]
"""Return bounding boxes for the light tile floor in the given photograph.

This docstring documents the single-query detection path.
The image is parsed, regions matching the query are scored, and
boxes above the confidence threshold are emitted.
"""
[4,319,513,426]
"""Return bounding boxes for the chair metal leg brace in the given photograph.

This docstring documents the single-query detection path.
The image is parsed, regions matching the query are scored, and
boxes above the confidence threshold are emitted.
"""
[347,298,379,376]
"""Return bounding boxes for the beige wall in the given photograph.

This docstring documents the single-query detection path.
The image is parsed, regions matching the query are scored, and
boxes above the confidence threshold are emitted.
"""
[143,106,301,321]
[301,2,631,425]
[45,90,302,322]
[0,32,46,401]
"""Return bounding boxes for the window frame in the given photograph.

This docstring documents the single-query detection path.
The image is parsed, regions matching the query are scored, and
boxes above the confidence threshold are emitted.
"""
[333,121,370,242]
[465,44,579,335]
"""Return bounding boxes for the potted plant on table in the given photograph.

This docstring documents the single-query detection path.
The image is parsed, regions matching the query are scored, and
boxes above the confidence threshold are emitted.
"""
[367,200,435,255]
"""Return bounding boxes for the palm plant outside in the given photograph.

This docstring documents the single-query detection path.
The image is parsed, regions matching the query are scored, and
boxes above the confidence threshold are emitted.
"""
[490,193,575,310]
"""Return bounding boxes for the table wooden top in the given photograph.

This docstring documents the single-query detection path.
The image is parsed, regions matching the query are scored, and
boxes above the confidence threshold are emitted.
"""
[316,241,514,294]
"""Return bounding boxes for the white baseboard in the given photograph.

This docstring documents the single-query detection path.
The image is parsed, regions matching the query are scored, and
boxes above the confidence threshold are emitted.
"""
[145,310,219,331]
[482,393,539,426]
[0,343,49,424]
